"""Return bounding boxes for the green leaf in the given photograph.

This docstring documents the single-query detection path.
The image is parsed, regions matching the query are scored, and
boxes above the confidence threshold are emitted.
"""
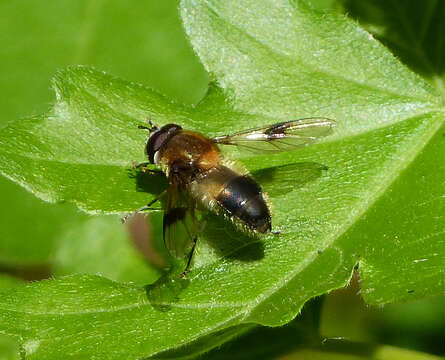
[338,0,445,97]
[0,278,21,360]
[53,216,162,285]
[0,275,22,291]
[0,0,444,358]
[0,66,183,213]
[0,335,20,360]
[315,0,445,304]
[180,0,445,306]
[342,119,445,304]
[181,0,440,128]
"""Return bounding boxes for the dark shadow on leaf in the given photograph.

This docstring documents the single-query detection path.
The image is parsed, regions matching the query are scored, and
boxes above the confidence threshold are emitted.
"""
[150,296,325,360]
[340,0,445,79]
[203,213,265,262]
[0,263,51,282]
[148,325,255,360]
[138,162,327,284]
[199,162,328,262]
[252,162,328,198]
[127,167,168,195]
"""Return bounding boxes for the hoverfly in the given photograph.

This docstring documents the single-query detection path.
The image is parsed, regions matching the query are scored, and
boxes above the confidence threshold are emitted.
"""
[125,117,334,277]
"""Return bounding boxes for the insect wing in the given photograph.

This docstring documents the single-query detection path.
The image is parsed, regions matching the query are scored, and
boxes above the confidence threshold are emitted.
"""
[163,184,199,260]
[213,117,335,154]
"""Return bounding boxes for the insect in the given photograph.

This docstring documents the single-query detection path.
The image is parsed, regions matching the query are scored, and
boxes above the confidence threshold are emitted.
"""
[125,117,334,277]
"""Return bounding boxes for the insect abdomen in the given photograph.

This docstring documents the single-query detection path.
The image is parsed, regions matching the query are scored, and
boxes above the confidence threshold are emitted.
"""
[216,174,271,233]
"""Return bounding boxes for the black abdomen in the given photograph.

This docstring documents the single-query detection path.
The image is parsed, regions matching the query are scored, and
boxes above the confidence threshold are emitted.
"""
[216,175,271,233]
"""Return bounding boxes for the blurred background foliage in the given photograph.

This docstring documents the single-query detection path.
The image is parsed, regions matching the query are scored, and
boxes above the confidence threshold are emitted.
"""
[0,0,207,273]
[0,0,443,359]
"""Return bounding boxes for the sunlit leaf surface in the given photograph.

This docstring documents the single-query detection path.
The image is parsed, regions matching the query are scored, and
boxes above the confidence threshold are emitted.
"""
[0,0,443,358]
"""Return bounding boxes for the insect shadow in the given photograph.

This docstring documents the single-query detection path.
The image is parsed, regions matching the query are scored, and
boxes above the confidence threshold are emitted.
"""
[130,161,327,263]
[128,167,167,196]
[202,161,327,260]
[201,213,265,262]
[137,161,327,311]
[251,161,328,198]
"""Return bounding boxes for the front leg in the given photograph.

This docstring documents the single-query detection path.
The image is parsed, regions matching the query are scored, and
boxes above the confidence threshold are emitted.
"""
[131,161,163,174]
[121,189,167,223]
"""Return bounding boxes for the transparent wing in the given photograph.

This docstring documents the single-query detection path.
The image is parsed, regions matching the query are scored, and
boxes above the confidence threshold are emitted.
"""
[212,117,335,154]
[163,183,200,260]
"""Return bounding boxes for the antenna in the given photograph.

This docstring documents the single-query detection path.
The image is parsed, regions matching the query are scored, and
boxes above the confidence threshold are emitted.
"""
[138,117,158,133]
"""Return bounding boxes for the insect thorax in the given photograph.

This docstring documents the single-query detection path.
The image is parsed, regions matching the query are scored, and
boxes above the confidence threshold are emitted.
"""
[159,130,221,173]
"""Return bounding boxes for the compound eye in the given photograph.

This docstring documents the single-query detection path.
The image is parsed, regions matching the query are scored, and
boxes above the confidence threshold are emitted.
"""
[152,131,170,153]
[146,124,182,163]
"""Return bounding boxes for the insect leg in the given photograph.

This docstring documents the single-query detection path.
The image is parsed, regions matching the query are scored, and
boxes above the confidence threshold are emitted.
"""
[143,168,164,174]
[131,161,163,174]
[121,189,167,223]
[177,207,199,278]
[132,161,151,169]
[180,235,198,278]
